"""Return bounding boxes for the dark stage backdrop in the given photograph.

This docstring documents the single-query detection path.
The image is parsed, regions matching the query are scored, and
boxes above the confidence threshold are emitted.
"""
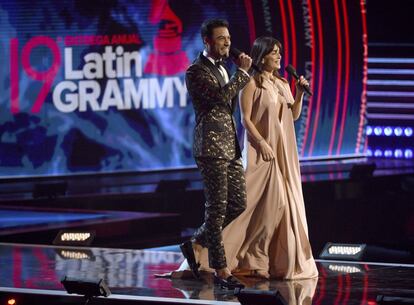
[0,0,367,177]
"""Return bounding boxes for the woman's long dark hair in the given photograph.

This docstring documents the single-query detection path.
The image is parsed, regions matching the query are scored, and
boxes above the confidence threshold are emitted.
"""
[250,36,287,88]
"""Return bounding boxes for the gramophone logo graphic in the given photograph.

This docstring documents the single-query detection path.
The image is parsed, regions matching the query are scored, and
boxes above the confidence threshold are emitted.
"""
[144,0,190,75]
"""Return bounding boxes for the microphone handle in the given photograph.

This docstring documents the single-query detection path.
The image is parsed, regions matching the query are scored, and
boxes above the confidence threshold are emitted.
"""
[292,73,313,96]
[250,63,261,73]
[299,82,313,96]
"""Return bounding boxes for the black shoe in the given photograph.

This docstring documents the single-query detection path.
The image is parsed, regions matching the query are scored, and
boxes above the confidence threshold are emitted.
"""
[180,241,200,279]
[214,275,245,289]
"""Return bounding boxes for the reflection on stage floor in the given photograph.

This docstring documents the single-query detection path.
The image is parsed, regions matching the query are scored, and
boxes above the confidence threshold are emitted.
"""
[1,243,413,304]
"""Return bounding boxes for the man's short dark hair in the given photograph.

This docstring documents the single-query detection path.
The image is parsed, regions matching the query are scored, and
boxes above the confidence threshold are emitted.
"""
[200,19,229,40]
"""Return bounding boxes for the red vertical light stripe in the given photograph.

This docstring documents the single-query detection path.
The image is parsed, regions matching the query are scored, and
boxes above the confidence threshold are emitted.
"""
[286,0,297,92]
[244,0,256,45]
[13,247,22,287]
[286,0,297,68]
[334,275,344,305]
[328,0,343,155]
[308,0,324,156]
[342,274,351,305]
[25,248,60,289]
[356,0,368,153]
[363,134,368,153]
[300,0,316,157]
[360,272,369,305]
[10,38,19,114]
[315,264,327,305]
[278,0,289,77]
[336,0,351,155]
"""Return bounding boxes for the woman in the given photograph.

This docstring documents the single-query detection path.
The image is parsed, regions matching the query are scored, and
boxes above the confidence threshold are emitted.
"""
[174,36,318,280]
[232,36,318,279]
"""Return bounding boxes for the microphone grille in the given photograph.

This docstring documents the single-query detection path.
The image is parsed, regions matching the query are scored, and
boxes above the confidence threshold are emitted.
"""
[229,47,242,58]
[285,64,296,74]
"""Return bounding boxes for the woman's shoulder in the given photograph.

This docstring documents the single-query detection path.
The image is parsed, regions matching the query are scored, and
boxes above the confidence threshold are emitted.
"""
[248,76,258,86]
[242,77,259,92]
[240,76,262,102]
[275,76,289,85]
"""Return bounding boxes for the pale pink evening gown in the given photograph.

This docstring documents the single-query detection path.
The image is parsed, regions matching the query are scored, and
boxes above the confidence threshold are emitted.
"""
[176,77,318,280]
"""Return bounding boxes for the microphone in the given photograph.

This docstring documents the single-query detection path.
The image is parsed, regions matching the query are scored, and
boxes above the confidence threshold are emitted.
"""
[229,47,261,73]
[285,64,313,96]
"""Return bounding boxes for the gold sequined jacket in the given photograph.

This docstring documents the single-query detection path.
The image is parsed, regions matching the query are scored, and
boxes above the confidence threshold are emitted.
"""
[186,53,250,160]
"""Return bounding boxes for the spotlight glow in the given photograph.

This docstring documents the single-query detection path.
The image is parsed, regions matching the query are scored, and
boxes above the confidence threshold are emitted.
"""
[366,126,373,135]
[374,149,383,157]
[328,264,362,274]
[366,149,372,156]
[328,245,363,255]
[405,149,413,159]
[394,127,403,136]
[404,127,413,137]
[384,126,393,136]
[384,150,393,157]
[394,149,403,158]
[7,299,16,305]
[374,126,383,136]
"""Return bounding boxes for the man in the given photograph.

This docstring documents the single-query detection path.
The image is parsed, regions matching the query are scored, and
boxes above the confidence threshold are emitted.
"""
[180,19,252,289]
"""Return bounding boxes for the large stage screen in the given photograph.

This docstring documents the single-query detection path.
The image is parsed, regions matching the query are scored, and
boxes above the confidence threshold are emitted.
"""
[0,0,367,177]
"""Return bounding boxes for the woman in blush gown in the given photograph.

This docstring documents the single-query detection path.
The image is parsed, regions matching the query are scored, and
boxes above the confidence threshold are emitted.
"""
[173,36,318,280]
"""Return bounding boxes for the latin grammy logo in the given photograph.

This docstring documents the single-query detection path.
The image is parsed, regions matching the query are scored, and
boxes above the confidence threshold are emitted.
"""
[144,0,190,75]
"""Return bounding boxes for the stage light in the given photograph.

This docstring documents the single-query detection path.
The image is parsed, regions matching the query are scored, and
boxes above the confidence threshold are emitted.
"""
[319,243,367,261]
[374,126,383,136]
[405,149,413,159]
[61,276,111,299]
[374,149,383,157]
[366,149,372,156]
[368,126,414,138]
[327,264,362,274]
[384,149,393,158]
[384,126,392,136]
[235,288,287,305]
[53,230,95,246]
[56,249,95,260]
[394,149,403,158]
[394,127,403,136]
[7,299,16,305]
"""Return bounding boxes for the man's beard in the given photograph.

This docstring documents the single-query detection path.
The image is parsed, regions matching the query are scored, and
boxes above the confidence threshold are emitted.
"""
[219,49,229,59]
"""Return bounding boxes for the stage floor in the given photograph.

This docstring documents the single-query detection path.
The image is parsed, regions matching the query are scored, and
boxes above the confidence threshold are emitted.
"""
[1,243,413,305]
[1,157,413,201]
[0,206,182,249]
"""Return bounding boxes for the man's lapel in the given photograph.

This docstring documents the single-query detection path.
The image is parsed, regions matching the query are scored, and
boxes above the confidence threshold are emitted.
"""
[198,53,226,87]
[197,53,236,112]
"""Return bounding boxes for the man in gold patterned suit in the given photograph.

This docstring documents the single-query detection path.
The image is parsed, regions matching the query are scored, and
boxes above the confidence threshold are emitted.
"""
[180,19,252,289]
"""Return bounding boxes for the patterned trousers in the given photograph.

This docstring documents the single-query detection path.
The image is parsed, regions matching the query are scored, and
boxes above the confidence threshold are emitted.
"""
[193,157,246,269]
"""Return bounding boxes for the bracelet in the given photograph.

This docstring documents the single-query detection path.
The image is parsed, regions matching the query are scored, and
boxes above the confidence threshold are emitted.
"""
[257,137,264,144]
